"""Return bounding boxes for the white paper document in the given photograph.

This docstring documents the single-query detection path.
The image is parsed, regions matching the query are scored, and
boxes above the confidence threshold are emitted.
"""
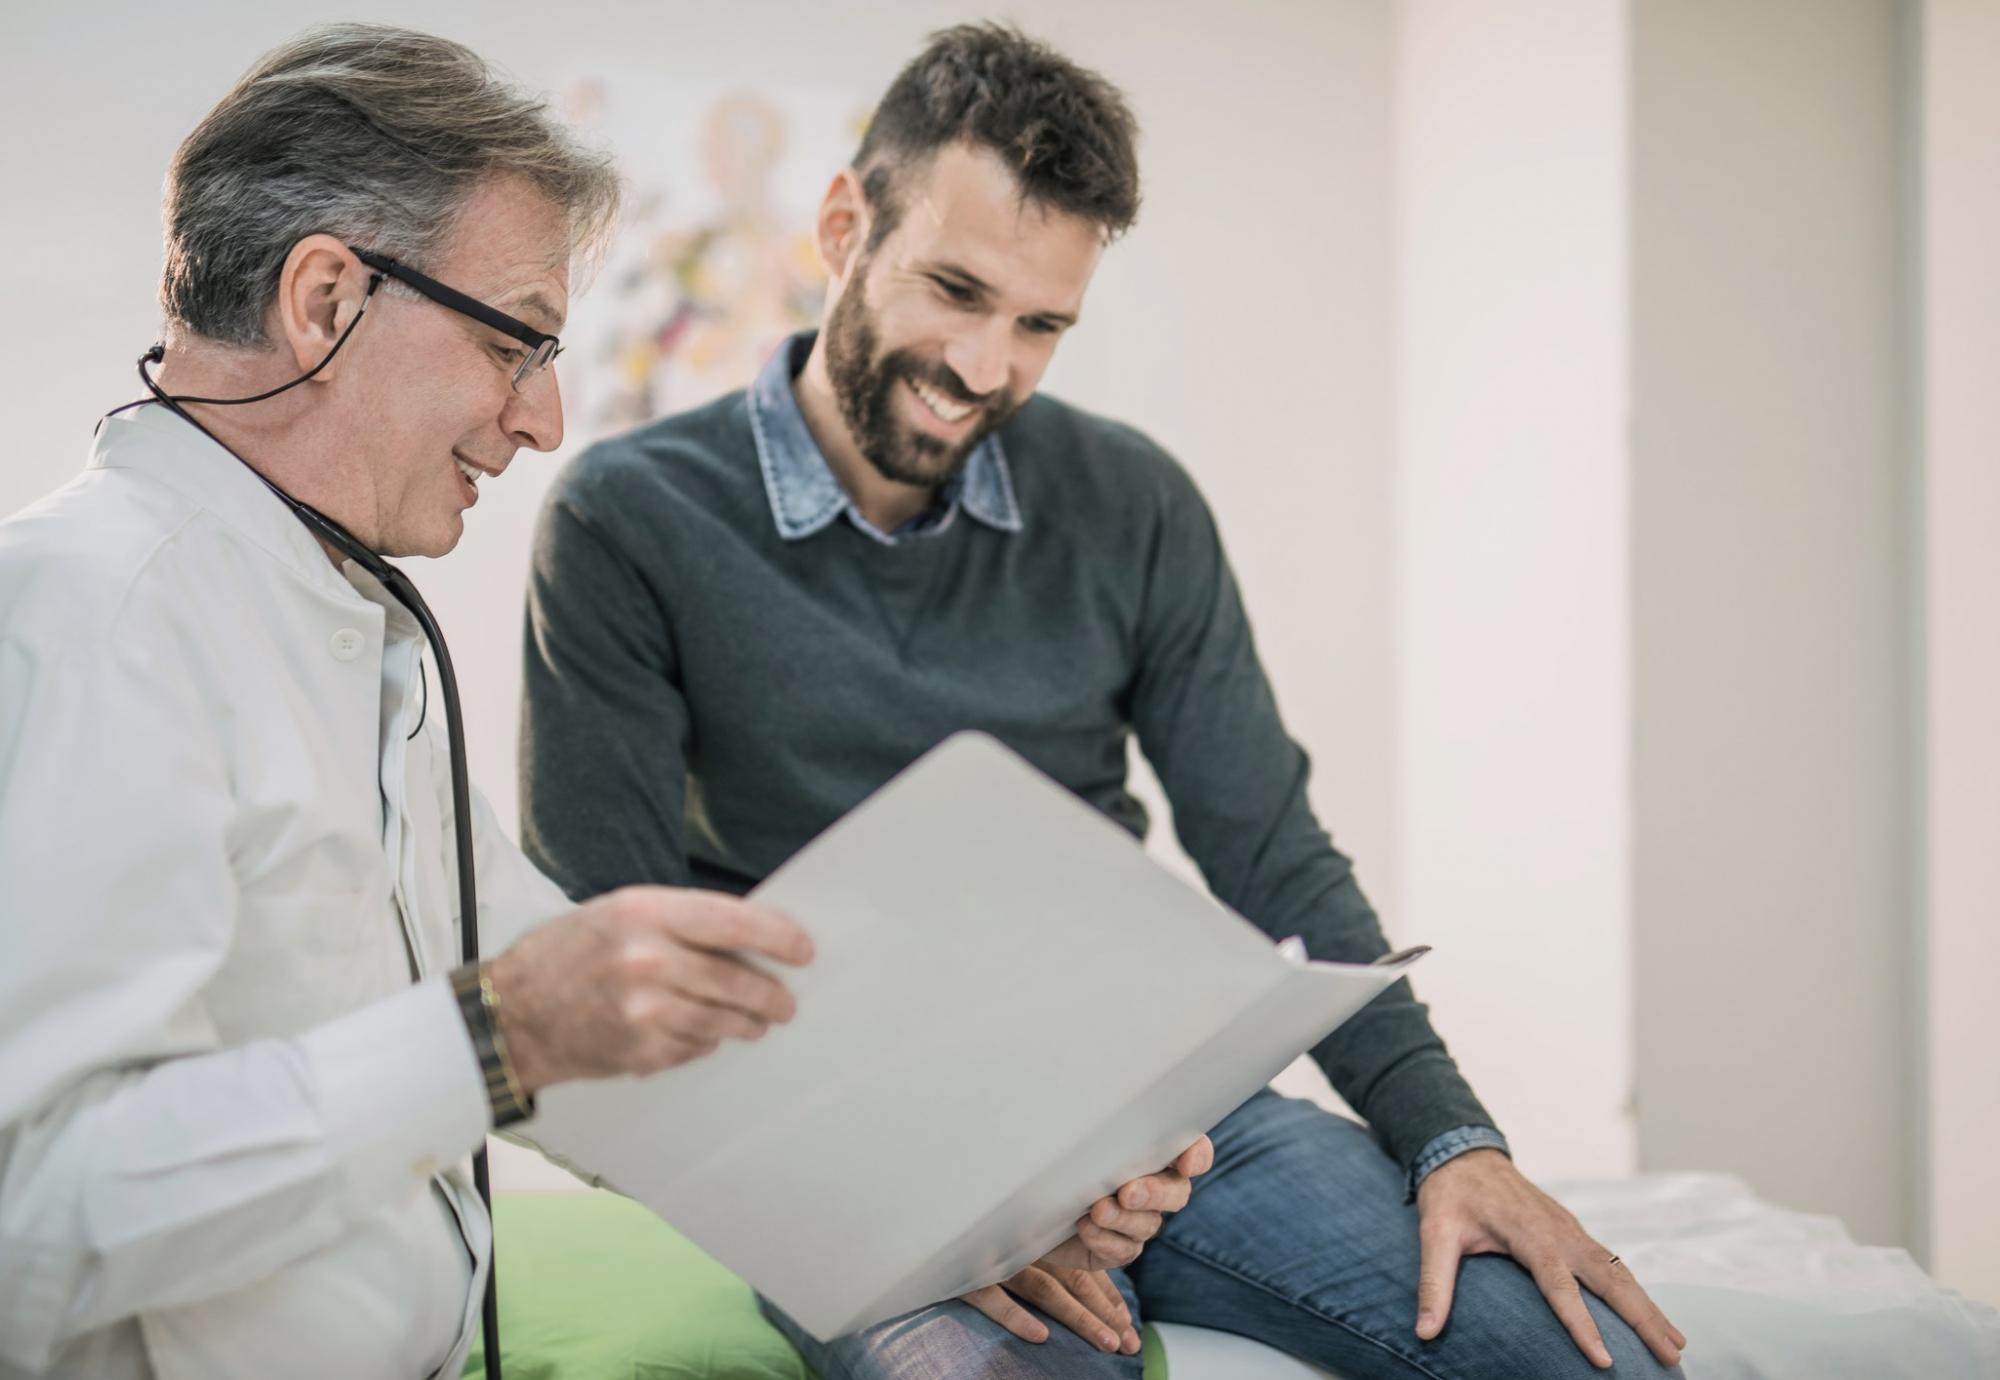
[530,732,1424,1341]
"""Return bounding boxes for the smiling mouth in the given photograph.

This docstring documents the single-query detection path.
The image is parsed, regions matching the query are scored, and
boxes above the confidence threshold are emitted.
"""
[908,376,976,425]
[452,453,490,506]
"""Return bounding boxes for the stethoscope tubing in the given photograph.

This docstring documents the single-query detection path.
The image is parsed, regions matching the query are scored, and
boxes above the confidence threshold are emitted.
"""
[127,349,504,1380]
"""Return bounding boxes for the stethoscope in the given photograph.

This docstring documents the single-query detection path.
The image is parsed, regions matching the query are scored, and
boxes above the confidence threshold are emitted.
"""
[108,274,506,1380]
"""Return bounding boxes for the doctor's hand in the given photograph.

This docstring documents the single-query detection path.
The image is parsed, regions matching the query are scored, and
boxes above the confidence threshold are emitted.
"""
[1414,1148,1685,1370]
[487,886,813,1095]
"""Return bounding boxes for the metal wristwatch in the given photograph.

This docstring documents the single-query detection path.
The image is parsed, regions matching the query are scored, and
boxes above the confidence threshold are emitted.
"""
[450,960,535,1128]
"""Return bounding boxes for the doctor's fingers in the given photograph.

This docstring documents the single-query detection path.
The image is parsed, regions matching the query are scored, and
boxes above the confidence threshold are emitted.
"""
[630,943,798,1024]
[618,887,815,966]
[629,1033,722,1073]
[615,1022,741,1075]
[619,985,775,1050]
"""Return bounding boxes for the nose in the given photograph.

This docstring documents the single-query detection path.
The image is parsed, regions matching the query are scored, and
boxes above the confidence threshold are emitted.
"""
[502,365,565,453]
[942,318,1011,399]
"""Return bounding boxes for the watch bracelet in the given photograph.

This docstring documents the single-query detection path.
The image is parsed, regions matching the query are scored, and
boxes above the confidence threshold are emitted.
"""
[450,960,535,1128]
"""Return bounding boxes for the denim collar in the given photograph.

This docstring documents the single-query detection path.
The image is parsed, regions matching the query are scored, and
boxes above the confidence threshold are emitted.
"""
[748,331,1022,545]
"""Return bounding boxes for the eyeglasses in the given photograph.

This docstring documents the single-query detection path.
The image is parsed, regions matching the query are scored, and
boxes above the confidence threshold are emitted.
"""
[349,245,563,392]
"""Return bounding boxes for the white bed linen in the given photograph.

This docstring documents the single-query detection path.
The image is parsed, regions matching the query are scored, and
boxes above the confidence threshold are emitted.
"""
[1554,1173,2000,1379]
[1158,1172,2000,1380]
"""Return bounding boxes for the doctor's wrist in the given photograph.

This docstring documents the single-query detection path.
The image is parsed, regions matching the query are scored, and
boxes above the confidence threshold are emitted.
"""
[449,959,536,1127]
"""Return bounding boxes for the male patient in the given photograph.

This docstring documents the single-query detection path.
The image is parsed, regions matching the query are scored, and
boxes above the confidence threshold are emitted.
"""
[521,24,1687,1380]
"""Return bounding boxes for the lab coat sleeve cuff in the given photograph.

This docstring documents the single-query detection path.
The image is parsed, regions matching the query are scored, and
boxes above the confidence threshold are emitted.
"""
[299,976,491,1196]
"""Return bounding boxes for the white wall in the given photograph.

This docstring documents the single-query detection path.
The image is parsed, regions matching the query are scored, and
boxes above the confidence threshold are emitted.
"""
[0,0,1399,924]
[1391,0,1636,1181]
[0,3,1410,1187]
[1629,0,1914,1249]
[1918,0,2000,1306]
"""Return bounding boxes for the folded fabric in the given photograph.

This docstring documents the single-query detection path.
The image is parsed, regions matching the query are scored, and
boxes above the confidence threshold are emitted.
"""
[1553,1173,2000,1379]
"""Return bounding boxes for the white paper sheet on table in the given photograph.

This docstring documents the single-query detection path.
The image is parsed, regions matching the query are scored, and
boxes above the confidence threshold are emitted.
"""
[529,732,1423,1341]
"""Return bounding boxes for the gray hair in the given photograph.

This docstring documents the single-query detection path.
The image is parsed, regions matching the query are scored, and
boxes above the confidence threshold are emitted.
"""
[161,23,620,346]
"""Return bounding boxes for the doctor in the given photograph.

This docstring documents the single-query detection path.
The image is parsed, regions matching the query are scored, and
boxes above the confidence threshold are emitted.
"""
[0,25,822,1380]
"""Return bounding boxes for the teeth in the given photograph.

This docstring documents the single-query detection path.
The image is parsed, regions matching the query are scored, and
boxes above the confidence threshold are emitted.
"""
[455,457,481,485]
[911,379,973,423]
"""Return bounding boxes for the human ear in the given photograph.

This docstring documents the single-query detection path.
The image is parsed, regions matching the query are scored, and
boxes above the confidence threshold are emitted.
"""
[814,167,870,284]
[270,234,374,381]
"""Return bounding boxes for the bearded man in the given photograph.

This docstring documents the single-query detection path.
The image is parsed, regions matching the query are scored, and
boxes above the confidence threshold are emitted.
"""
[520,24,1686,1380]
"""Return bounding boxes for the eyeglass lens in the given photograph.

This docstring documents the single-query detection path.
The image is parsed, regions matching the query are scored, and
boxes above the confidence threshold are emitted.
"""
[512,339,560,392]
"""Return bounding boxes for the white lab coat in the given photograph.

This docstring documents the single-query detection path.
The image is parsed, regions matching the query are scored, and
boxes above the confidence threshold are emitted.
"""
[0,404,572,1378]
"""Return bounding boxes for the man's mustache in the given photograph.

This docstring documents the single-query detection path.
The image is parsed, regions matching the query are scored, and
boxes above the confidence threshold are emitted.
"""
[894,356,997,409]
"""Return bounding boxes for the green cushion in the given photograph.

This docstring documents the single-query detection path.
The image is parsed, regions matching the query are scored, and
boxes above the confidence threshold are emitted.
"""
[465,1189,1169,1380]
[464,1190,812,1380]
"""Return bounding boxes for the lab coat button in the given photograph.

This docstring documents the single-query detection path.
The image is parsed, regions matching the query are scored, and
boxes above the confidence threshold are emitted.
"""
[330,628,366,662]
[413,1155,439,1177]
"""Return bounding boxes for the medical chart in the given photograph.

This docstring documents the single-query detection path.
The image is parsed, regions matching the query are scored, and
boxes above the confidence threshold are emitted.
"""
[530,732,1423,1340]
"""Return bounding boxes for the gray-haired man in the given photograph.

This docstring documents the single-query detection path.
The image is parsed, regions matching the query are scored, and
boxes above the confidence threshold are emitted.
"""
[0,26,828,1380]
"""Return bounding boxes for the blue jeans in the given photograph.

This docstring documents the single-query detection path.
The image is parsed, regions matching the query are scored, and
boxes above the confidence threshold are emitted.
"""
[763,1089,1684,1380]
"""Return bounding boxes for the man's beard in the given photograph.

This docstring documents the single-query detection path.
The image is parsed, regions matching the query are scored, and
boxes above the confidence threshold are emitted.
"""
[823,268,1020,489]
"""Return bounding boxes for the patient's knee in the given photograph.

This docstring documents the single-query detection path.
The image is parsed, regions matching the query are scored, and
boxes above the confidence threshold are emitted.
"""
[1434,1257,1683,1380]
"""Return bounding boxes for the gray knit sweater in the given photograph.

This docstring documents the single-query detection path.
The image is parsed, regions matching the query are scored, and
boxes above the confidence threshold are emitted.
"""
[519,345,1498,1172]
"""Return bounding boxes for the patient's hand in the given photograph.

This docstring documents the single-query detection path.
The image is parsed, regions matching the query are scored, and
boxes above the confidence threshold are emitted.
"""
[960,1264,1140,1355]
[1415,1148,1686,1370]
[956,1136,1214,1352]
[1042,1135,1215,1272]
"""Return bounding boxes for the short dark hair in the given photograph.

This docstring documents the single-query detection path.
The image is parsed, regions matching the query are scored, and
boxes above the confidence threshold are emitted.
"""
[853,23,1141,250]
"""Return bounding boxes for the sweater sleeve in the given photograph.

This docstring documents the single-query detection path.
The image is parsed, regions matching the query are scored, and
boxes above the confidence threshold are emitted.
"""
[519,479,695,900]
[1123,457,1499,1172]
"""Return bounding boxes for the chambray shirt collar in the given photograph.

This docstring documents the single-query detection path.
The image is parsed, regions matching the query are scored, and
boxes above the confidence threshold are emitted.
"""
[749,331,1022,544]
